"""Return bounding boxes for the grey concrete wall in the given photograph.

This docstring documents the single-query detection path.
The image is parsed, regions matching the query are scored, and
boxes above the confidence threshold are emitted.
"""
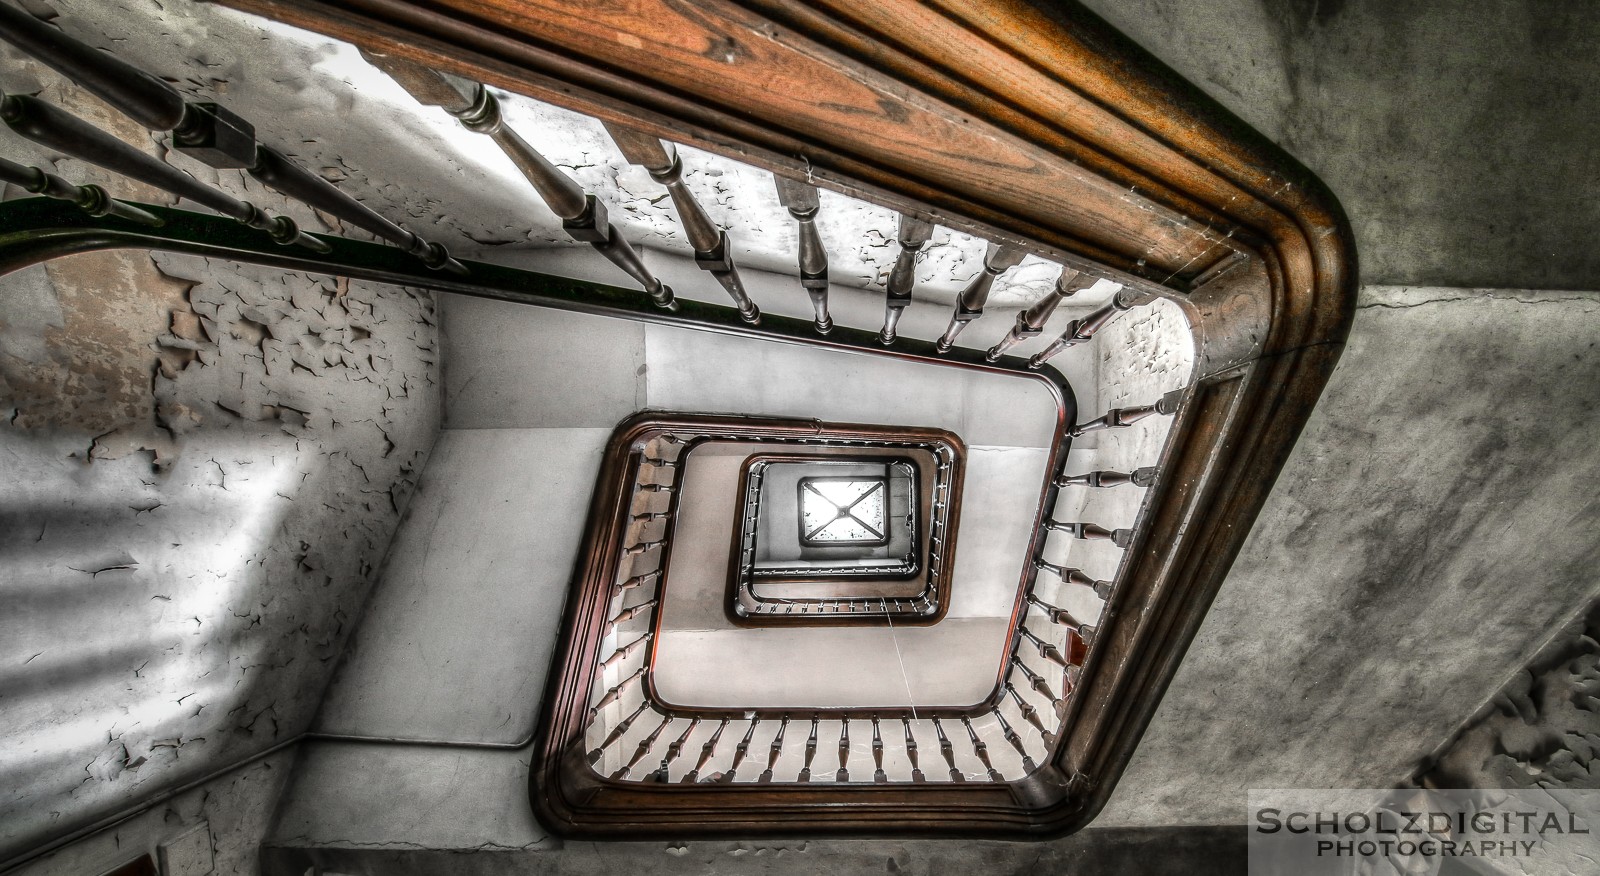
[1077,0,1600,291]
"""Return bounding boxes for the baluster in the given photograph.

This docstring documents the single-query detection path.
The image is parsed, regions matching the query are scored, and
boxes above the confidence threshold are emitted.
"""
[1055,467,1158,489]
[1069,389,1184,438]
[962,716,1003,782]
[636,483,676,494]
[773,176,832,333]
[871,715,887,783]
[652,717,701,782]
[640,456,678,469]
[1006,682,1057,747]
[835,718,851,782]
[1018,625,1071,669]
[598,632,652,674]
[1033,561,1113,600]
[902,714,925,782]
[879,214,934,344]
[614,714,672,779]
[617,570,661,593]
[993,710,1037,772]
[932,717,963,782]
[0,154,160,225]
[684,718,729,783]
[623,538,667,557]
[604,122,759,323]
[1011,657,1066,718]
[1044,519,1134,549]
[606,598,657,632]
[799,715,821,782]
[588,701,650,764]
[1028,286,1156,368]
[986,267,1093,361]
[1025,593,1100,642]
[588,666,646,718]
[758,715,790,783]
[631,510,671,523]
[718,718,760,783]
[0,9,465,271]
[934,242,1026,353]
[367,53,675,308]
[0,94,326,253]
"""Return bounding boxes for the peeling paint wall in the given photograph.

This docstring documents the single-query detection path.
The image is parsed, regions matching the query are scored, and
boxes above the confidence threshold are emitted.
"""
[0,247,440,864]
[1418,596,1600,791]
[0,23,443,864]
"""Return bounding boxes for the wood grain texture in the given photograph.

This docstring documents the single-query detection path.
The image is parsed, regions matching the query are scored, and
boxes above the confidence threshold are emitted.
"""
[213,0,1359,839]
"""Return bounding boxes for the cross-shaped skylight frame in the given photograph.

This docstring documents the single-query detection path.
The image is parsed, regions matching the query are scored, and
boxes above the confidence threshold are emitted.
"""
[797,476,890,546]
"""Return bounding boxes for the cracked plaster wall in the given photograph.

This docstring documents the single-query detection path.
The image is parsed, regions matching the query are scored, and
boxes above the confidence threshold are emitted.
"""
[0,28,443,867]
[1418,595,1600,792]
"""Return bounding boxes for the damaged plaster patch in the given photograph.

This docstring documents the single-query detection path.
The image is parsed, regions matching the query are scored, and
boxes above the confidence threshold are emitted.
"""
[1,254,441,861]
[1417,595,1600,790]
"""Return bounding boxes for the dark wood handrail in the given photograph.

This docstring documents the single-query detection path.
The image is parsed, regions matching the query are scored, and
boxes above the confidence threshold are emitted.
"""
[20,0,1357,841]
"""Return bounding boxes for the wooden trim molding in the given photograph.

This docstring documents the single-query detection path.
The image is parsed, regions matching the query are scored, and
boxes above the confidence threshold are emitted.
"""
[211,0,1358,840]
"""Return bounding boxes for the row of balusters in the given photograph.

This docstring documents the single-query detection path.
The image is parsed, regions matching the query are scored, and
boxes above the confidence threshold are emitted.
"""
[585,395,1182,784]
[0,5,1161,363]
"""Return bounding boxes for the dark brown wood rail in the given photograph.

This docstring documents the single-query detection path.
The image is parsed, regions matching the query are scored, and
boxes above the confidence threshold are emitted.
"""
[79,0,1352,841]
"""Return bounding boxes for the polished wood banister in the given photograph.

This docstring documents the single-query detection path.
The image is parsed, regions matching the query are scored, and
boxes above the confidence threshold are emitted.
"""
[26,0,1356,837]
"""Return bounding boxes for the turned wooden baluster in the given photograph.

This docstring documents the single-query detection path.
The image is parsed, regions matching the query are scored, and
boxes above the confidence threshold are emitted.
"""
[1070,389,1184,438]
[1012,657,1066,718]
[598,633,652,673]
[0,7,464,271]
[614,714,672,779]
[1019,625,1073,669]
[0,154,159,225]
[622,538,667,557]
[652,717,701,782]
[684,717,729,783]
[718,718,761,783]
[1028,286,1157,368]
[588,666,645,718]
[986,268,1095,361]
[901,714,925,782]
[0,95,327,253]
[879,214,935,344]
[932,717,963,782]
[1044,519,1134,549]
[1033,561,1113,599]
[799,715,821,782]
[773,175,833,333]
[1005,683,1056,747]
[366,53,675,308]
[758,715,790,783]
[640,456,678,470]
[871,716,887,783]
[1026,593,1100,641]
[588,701,650,764]
[605,598,657,631]
[962,716,1003,782]
[934,242,1027,353]
[993,710,1037,772]
[604,122,760,323]
[617,570,661,593]
[1056,467,1158,489]
[835,718,851,782]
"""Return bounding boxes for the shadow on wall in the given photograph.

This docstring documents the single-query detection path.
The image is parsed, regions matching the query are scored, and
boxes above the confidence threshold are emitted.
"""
[0,246,442,863]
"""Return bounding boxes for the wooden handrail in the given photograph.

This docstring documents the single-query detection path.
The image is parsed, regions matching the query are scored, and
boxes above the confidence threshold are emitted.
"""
[22,0,1357,839]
